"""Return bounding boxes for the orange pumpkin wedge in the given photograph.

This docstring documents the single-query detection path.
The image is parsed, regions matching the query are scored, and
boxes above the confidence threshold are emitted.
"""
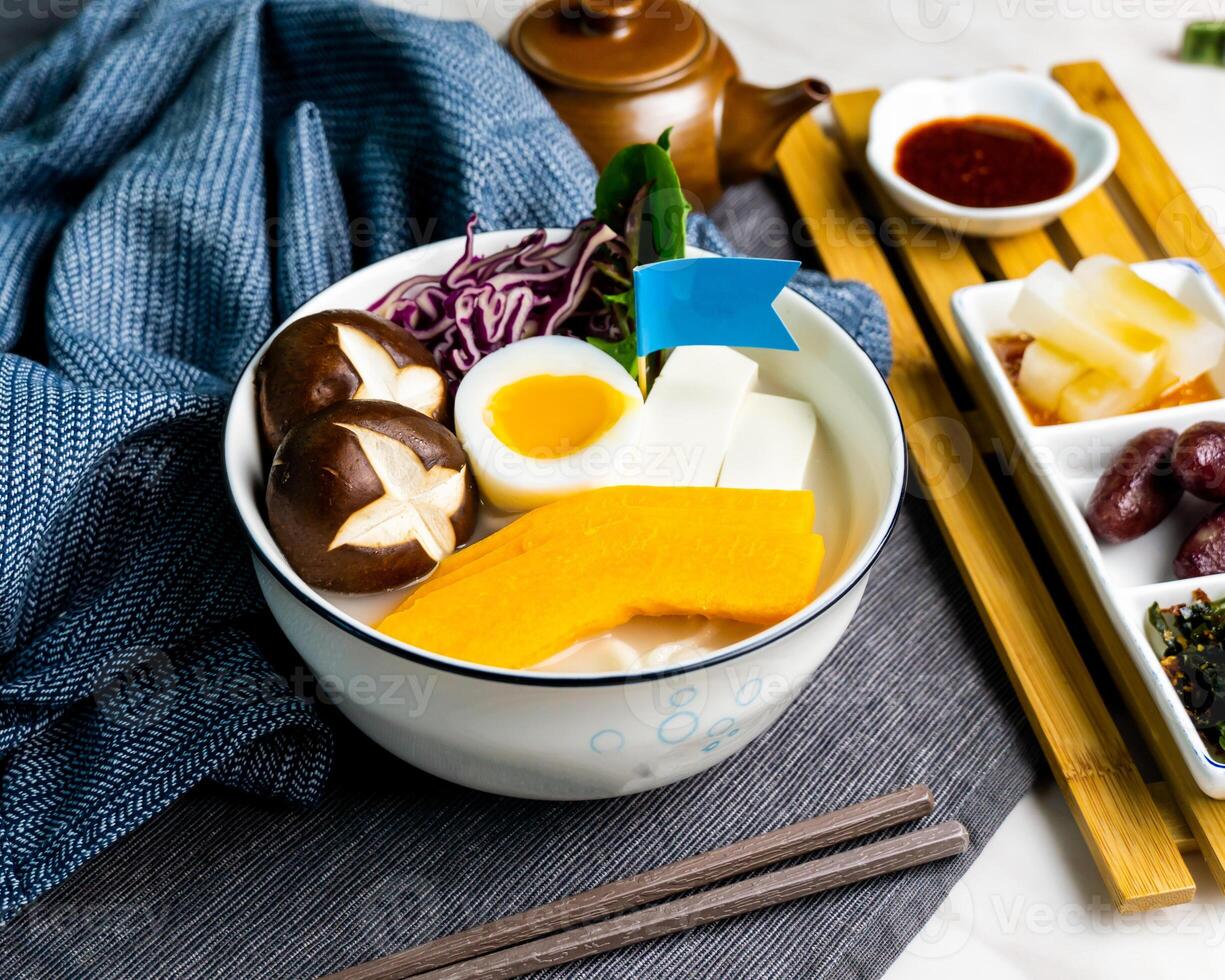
[405,485,815,607]
[377,519,824,670]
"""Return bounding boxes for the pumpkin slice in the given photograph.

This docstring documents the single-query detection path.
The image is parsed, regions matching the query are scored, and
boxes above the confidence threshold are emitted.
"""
[378,520,824,670]
[439,486,814,575]
[403,487,815,609]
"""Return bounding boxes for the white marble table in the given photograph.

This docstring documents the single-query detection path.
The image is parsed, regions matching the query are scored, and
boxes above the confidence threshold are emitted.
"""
[415,0,1225,972]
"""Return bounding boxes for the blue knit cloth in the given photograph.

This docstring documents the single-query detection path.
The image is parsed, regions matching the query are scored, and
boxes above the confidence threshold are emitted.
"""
[0,0,890,922]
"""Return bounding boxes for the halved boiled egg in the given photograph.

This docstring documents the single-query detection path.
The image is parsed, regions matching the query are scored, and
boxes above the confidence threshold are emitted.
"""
[453,336,643,511]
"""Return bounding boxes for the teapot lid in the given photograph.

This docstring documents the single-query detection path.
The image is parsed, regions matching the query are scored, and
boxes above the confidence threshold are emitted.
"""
[509,0,710,93]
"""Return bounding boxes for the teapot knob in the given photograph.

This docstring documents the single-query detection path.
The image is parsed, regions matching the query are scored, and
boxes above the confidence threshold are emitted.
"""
[575,0,641,36]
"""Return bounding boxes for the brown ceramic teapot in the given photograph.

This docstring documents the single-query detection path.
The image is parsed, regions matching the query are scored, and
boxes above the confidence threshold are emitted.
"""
[509,0,829,208]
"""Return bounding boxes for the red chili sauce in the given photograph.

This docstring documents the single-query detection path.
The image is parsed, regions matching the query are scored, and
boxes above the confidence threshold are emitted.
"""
[895,116,1075,208]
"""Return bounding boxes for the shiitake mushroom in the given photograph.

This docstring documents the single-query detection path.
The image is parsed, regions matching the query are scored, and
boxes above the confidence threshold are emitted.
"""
[256,309,447,452]
[266,400,477,593]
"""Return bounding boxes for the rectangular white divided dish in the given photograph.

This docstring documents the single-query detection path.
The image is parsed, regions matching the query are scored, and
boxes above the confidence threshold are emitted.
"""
[953,259,1225,798]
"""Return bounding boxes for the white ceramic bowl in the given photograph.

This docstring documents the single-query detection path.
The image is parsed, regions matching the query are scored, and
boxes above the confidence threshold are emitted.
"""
[867,71,1119,238]
[223,230,906,800]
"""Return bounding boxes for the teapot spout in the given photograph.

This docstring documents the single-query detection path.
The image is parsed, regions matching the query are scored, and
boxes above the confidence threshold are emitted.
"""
[719,78,830,187]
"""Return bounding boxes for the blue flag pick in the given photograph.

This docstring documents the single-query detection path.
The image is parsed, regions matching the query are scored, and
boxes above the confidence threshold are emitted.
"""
[633,257,802,358]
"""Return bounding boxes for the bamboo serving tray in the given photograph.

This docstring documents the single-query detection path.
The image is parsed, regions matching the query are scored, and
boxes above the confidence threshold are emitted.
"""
[776,60,1225,913]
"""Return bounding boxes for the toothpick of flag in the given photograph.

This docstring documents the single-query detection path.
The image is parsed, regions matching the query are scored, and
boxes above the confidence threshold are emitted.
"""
[633,257,800,395]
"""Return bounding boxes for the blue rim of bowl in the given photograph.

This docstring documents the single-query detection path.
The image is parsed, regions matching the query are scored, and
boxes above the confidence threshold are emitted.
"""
[223,284,907,689]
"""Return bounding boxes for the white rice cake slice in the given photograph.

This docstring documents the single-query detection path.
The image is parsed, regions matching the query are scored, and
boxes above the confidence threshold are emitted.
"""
[718,392,817,491]
[634,346,758,486]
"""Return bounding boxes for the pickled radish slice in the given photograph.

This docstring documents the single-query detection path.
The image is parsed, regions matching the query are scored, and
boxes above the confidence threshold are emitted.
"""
[1010,261,1163,389]
[1017,340,1086,413]
[1073,255,1225,384]
[1058,369,1162,423]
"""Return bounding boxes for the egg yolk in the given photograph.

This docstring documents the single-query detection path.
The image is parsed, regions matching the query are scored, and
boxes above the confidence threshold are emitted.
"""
[486,374,628,459]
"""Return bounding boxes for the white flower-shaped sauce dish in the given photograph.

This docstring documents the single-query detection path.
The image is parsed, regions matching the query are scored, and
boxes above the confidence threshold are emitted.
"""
[867,71,1119,238]
[223,230,906,800]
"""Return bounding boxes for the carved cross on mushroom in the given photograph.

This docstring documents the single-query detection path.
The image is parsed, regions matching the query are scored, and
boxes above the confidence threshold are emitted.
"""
[265,400,477,593]
[335,325,446,420]
[329,422,468,561]
[255,309,448,452]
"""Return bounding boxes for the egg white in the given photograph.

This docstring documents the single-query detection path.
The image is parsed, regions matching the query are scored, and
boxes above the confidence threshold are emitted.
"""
[453,336,644,512]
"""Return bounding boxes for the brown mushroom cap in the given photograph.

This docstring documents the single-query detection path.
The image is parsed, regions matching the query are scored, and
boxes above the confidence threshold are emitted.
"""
[255,309,447,452]
[266,400,477,593]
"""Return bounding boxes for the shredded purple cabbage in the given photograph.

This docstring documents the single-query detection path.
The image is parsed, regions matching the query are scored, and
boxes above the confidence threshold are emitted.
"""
[369,217,627,384]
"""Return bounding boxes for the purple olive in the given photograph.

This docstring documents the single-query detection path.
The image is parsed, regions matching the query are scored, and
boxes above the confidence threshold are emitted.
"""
[1175,506,1225,578]
[1085,428,1182,544]
[1173,421,1225,502]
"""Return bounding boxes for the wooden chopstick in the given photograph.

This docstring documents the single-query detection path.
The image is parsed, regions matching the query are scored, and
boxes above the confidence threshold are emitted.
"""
[415,821,969,980]
[325,785,934,980]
